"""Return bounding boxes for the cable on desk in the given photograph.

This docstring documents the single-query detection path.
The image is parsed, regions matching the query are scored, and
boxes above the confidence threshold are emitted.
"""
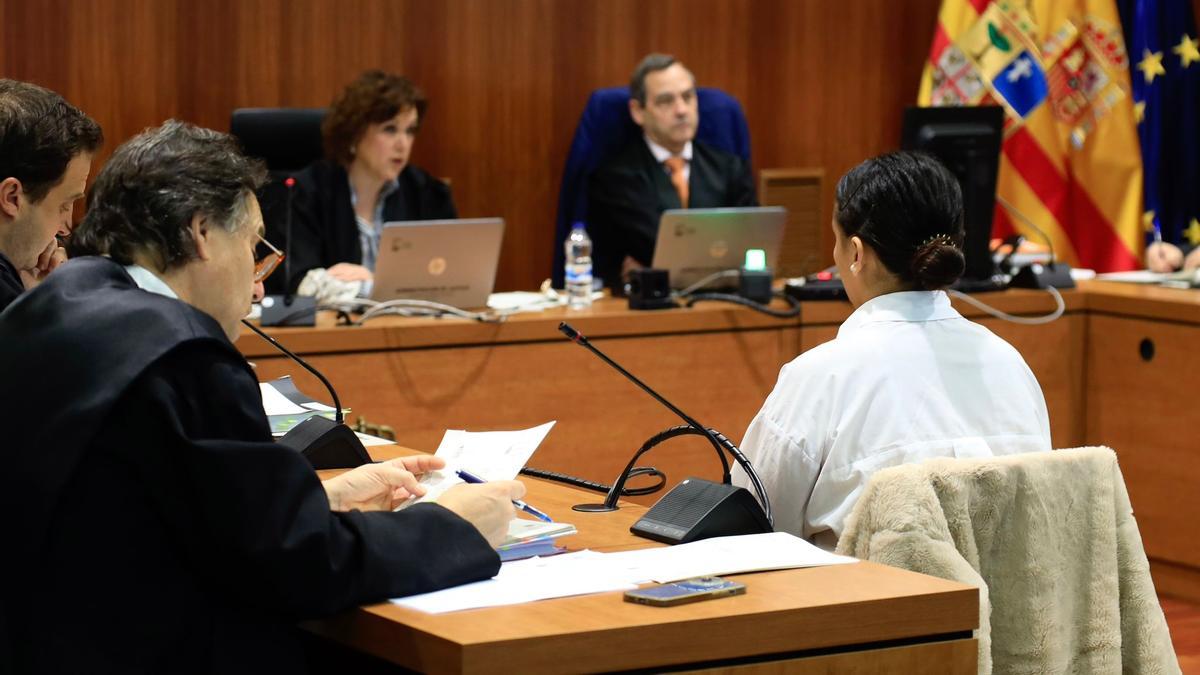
[354,299,509,324]
[948,286,1065,325]
[682,290,802,318]
[676,269,741,297]
[519,465,667,497]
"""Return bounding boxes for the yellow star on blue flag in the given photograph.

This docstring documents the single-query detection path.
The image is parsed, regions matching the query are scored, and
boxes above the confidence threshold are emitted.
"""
[1124,0,1200,252]
[1138,49,1166,83]
[1186,219,1200,246]
[1175,34,1200,68]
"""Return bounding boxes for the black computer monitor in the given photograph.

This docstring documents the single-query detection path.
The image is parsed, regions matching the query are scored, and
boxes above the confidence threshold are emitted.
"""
[901,106,1004,283]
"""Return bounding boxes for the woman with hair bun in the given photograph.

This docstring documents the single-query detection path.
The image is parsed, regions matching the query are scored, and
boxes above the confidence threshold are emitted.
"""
[732,151,1051,549]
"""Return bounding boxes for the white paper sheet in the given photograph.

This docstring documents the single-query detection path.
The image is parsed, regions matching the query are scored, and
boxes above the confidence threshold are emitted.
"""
[391,551,636,614]
[258,382,308,415]
[390,532,858,613]
[597,532,858,583]
[396,422,556,508]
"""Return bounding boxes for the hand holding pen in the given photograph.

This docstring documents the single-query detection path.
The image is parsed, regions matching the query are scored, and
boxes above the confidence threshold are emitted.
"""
[457,469,553,522]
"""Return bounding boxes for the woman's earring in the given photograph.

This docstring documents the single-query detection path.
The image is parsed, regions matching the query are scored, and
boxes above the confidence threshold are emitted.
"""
[849,262,860,275]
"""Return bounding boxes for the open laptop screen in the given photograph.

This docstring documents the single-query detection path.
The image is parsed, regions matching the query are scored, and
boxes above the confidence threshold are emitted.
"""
[372,218,505,308]
[651,207,787,289]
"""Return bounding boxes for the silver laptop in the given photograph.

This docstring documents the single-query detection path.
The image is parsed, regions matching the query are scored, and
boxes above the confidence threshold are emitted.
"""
[651,207,787,289]
[372,218,504,308]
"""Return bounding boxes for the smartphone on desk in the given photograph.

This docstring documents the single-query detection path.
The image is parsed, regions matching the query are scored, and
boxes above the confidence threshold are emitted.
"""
[623,576,746,607]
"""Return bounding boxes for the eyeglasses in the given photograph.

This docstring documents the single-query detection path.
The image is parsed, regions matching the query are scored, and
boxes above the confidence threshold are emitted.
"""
[255,234,284,283]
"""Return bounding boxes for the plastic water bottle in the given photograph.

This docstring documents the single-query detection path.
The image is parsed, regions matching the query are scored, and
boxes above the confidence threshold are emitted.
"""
[564,222,593,309]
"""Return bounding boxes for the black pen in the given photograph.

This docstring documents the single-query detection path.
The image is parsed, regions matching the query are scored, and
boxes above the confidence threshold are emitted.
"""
[455,469,553,523]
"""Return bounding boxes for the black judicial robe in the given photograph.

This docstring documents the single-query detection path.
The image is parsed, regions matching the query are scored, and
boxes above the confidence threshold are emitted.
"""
[0,250,23,312]
[0,257,498,674]
[264,160,457,295]
[586,139,756,287]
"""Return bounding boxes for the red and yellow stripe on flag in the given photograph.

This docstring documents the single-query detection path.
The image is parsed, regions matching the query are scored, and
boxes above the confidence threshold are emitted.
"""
[919,0,1144,271]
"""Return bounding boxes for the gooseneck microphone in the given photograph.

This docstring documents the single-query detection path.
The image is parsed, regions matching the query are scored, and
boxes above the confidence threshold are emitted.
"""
[261,176,316,326]
[558,322,731,480]
[242,319,370,469]
[558,321,773,544]
[283,176,296,298]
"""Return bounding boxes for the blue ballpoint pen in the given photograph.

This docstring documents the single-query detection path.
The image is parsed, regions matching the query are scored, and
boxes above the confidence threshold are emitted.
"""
[455,469,553,522]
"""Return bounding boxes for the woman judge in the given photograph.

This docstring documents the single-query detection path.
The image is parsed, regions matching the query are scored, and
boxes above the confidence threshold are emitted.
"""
[268,70,456,294]
[733,151,1051,549]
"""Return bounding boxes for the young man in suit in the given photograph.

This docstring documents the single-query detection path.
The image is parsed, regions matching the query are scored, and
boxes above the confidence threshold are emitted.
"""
[587,54,756,288]
[0,79,102,311]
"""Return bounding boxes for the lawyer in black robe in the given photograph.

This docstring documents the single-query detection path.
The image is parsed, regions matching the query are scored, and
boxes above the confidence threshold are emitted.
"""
[0,257,499,673]
[587,138,756,287]
[264,159,457,294]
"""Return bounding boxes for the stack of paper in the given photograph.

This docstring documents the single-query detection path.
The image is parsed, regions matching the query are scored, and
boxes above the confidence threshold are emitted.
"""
[498,520,577,562]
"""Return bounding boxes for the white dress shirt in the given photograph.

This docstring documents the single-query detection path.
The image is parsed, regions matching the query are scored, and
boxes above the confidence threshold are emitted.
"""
[124,264,178,299]
[644,136,693,186]
[733,290,1051,549]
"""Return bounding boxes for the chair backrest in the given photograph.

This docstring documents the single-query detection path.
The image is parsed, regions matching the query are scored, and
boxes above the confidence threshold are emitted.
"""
[230,108,327,174]
[836,447,1179,674]
[551,86,752,287]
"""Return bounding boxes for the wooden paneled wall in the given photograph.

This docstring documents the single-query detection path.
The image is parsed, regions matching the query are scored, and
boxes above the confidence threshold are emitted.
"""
[1,0,942,290]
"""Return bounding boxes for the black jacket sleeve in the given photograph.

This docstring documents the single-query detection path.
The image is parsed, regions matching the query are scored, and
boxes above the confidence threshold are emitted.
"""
[587,164,658,287]
[726,154,757,208]
[111,343,500,618]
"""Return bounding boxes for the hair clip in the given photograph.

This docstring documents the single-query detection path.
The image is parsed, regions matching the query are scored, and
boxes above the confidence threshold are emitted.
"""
[920,233,954,248]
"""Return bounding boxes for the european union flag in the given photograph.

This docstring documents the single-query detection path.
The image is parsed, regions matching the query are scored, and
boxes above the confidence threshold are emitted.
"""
[1119,0,1200,246]
[992,51,1049,119]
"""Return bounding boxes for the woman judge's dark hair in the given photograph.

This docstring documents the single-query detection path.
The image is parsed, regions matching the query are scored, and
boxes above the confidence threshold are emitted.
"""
[322,70,427,166]
[834,151,966,291]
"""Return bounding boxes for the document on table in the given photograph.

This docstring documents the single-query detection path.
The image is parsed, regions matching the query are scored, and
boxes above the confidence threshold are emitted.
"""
[259,377,340,436]
[391,532,858,614]
[395,421,556,508]
[598,531,858,583]
[392,551,637,614]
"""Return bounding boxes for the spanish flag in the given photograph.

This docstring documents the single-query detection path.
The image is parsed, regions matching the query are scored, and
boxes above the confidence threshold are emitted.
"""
[920,0,1144,271]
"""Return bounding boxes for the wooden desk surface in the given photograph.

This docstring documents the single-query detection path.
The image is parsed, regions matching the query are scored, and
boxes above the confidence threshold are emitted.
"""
[311,446,979,674]
[237,289,1084,357]
[1078,279,1200,324]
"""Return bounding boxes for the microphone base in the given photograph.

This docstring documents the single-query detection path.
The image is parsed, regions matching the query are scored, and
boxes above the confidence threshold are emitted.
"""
[1009,262,1075,290]
[261,294,317,327]
[572,503,619,513]
[631,478,771,545]
[277,415,372,470]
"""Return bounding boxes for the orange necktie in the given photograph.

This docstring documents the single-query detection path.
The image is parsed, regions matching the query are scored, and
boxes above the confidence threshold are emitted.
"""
[664,156,689,208]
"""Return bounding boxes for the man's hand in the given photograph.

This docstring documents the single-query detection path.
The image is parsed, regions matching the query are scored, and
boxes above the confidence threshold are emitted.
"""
[437,481,525,547]
[326,263,373,282]
[18,239,68,288]
[323,455,446,512]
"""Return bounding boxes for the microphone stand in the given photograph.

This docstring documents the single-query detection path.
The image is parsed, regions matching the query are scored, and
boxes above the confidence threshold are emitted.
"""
[558,322,772,529]
[261,176,317,326]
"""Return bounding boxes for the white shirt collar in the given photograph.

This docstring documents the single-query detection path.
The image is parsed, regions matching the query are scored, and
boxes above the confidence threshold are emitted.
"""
[124,264,179,299]
[644,136,693,164]
[837,290,960,338]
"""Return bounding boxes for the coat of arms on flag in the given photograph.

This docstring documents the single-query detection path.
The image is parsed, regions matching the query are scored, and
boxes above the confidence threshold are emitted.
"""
[921,0,1143,272]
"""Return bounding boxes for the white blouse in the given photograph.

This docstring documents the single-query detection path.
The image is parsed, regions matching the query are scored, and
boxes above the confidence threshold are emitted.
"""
[733,290,1051,549]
